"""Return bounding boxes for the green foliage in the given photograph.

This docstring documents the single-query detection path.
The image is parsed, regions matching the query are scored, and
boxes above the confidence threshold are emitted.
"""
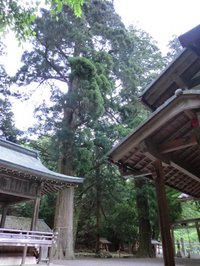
[11,0,173,254]
[0,0,84,40]
[48,0,84,17]
[103,181,138,244]
[174,201,200,244]
[39,194,56,228]
[166,35,183,62]
[180,201,200,219]
[0,0,36,39]
[166,187,182,222]
[0,57,20,141]
[26,136,59,171]
[69,57,97,79]
[0,96,19,142]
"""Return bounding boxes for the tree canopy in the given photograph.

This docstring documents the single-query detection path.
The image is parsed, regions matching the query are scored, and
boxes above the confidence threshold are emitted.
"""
[1,0,189,259]
[0,0,84,39]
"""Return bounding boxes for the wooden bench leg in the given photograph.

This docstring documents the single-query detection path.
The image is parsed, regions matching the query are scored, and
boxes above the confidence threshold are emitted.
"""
[47,246,53,265]
[21,245,28,266]
[37,246,42,264]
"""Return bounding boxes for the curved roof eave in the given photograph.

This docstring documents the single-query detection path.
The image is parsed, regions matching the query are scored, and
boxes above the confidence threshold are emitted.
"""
[0,139,83,184]
[108,90,200,162]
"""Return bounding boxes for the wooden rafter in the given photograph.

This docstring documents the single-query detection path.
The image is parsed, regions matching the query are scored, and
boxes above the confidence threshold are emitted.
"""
[159,134,198,154]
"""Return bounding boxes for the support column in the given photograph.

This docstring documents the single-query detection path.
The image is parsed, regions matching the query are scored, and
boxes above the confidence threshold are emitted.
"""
[171,227,175,255]
[154,160,175,266]
[0,204,9,228]
[31,197,40,231]
[195,222,200,242]
[31,185,42,231]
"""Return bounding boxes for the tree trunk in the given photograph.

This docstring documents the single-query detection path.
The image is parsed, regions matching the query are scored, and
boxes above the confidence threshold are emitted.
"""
[53,138,76,259]
[53,186,75,259]
[52,88,78,259]
[135,178,153,257]
[95,168,101,253]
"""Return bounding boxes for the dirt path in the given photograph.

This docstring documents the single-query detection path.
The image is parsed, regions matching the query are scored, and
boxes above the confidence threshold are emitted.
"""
[52,257,200,266]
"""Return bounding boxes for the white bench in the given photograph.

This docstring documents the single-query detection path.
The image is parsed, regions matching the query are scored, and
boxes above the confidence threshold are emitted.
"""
[0,228,57,265]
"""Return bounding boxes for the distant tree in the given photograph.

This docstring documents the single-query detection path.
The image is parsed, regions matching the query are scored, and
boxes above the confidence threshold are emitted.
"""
[0,42,19,141]
[0,94,19,142]
[166,35,183,62]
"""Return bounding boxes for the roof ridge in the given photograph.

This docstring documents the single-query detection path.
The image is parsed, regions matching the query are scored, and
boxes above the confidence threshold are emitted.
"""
[0,139,39,159]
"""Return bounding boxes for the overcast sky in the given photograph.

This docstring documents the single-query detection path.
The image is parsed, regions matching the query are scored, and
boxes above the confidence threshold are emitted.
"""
[114,0,200,53]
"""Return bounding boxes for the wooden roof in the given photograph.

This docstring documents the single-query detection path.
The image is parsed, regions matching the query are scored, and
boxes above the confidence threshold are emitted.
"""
[179,24,200,52]
[108,25,200,199]
[0,139,83,204]
[141,24,200,111]
[108,90,200,199]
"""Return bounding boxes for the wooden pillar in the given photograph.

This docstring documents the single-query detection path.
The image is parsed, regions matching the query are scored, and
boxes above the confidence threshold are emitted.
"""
[154,160,175,266]
[0,204,9,228]
[31,185,41,231]
[171,227,175,255]
[195,222,200,242]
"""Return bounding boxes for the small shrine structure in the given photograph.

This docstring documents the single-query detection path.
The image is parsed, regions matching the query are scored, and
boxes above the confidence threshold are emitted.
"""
[0,139,83,262]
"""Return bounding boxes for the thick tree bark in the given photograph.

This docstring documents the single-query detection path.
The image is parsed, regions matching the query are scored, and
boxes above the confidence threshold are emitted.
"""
[53,186,75,259]
[135,178,154,257]
[52,83,78,259]
[96,169,101,253]
[52,74,82,259]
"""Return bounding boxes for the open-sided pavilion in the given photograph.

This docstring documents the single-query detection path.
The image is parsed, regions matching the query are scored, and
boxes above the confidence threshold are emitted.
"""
[0,138,83,262]
[108,25,200,266]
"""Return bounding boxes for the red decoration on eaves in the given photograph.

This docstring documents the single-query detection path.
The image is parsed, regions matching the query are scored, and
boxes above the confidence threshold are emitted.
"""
[191,118,199,127]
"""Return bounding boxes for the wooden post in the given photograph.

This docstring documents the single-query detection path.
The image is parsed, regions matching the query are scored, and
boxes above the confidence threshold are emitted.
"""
[21,245,28,266]
[31,196,40,231]
[195,222,200,242]
[180,237,186,256]
[0,204,8,228]
[31,184,41,231]
[171,227,175,255]
[154,160,175,266]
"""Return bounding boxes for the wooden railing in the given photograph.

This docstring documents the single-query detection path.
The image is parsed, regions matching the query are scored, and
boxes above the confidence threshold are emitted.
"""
[0,228,57,265]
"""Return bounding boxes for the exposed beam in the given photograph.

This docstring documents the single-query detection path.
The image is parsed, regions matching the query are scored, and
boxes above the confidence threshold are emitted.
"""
[141,49,196,108]
[170,161,200,184]
[0,188,36,200]
[188,75,200,88]
[117,162,152,177]
[172,225,198,229]
[159,134,198,154]
[110,92,200,162]
[173,75,188,89]
[172,218,200,225]
[184,109,196,120]
[140,140,170,165]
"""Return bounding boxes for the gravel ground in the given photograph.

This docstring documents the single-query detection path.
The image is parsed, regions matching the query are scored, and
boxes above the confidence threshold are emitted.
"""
[52,257,200,266]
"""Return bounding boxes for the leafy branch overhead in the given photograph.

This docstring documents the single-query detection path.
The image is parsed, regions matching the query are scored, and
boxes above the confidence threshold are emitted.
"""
[0,0,85,39]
